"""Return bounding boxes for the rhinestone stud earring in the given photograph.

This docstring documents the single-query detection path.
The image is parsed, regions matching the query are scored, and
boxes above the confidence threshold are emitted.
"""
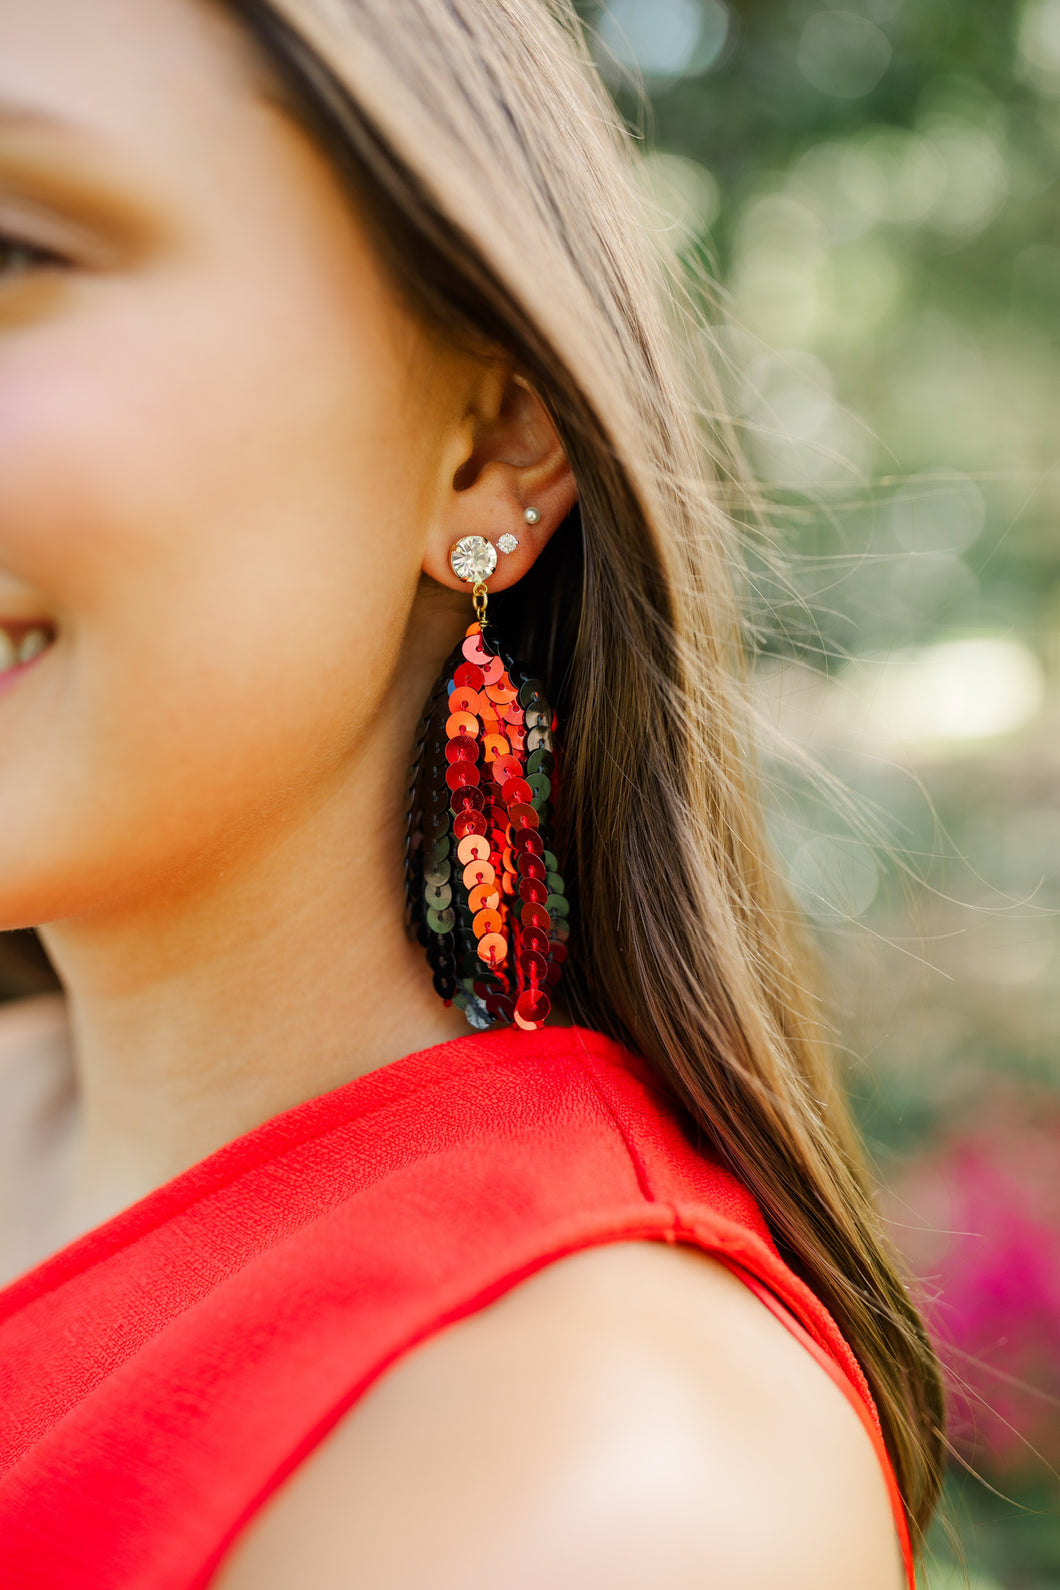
[449,534,497,585]
[497,533,519,555]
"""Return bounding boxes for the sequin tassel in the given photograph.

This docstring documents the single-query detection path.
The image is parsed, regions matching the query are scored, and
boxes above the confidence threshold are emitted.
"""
[404,619,570,1031]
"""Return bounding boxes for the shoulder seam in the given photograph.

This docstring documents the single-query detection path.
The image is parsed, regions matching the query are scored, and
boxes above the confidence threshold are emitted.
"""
[569,1039,656,1205]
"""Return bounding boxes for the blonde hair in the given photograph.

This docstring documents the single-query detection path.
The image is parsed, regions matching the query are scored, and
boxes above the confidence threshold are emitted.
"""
[229,0,946,1545]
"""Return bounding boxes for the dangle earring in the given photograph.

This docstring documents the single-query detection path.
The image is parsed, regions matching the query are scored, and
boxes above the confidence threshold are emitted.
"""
[403,530,570,1032]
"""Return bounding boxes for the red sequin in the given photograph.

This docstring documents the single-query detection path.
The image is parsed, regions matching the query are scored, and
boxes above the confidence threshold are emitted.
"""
[450,786,485,812]
[445,736,478,764]
[518,949,549,983]
[515,989,551,1026]
[501,778,533,806]
[508,802,539,831]
[445,763,480,791]
[493,754,522,784]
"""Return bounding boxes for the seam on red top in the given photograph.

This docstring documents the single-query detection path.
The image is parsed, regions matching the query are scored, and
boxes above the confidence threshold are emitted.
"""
[571,1042,917,1589]
[570,1032,657,1201]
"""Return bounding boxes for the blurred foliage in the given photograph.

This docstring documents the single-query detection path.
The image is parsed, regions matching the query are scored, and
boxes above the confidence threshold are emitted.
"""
[577,0,1060,1582]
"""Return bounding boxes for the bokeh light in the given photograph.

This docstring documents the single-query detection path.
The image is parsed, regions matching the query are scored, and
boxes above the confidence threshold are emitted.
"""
[598,0,730,80]
[796,11,893,100]
[851,637,1046,749]
[1018,0,1060,92]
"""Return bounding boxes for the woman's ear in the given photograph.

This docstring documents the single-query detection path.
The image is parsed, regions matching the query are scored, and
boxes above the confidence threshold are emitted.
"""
[423,368,578,595]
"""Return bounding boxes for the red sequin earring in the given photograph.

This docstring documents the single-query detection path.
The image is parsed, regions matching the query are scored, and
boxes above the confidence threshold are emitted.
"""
[404,533,570,1032]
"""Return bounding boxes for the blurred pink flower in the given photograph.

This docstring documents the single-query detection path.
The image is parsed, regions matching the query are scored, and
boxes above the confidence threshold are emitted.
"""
[882,1084,1060,1479]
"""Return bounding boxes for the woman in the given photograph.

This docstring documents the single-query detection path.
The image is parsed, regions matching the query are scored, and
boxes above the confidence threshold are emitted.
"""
[0,0,945,1585]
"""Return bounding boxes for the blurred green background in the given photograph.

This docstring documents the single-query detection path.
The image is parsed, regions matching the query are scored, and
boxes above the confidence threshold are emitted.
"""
[577,0,1060,1583]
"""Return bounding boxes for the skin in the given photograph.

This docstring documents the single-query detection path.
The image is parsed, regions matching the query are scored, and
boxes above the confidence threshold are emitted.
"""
[213,1241,906,1590]
[0,0,577,1231]
[0,1,907,1583]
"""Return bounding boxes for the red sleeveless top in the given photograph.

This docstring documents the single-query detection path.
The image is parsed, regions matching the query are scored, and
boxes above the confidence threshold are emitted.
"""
[0,1022,915,1588]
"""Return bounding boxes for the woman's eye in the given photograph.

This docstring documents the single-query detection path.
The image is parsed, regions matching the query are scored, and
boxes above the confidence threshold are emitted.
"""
[0,233,64,281]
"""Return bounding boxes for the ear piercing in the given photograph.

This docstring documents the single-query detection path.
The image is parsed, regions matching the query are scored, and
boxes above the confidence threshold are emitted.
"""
[499,505,541,552]
[447,508,539,600]
[449,513,537,586]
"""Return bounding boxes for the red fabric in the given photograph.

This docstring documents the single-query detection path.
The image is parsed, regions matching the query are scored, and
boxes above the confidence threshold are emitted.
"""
[0,1022,916,1588]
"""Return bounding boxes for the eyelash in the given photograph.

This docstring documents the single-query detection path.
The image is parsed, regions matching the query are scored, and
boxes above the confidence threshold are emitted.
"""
[0,231,66,280]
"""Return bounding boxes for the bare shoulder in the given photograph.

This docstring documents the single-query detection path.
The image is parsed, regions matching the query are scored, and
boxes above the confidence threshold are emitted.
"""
[212,1241,906,1590]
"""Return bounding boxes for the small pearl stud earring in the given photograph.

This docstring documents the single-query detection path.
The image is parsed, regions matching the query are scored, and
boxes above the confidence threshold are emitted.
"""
[523,506,541,525]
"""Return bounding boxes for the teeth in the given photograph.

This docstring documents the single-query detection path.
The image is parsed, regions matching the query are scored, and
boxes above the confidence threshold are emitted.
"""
[18,628,49,664]
[0,626,51,673]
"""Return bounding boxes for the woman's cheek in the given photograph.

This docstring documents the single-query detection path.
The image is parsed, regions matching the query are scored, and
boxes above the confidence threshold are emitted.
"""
[0,236,432,922]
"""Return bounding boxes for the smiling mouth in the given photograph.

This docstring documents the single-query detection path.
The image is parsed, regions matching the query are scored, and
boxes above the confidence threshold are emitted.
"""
[0,621,56,675]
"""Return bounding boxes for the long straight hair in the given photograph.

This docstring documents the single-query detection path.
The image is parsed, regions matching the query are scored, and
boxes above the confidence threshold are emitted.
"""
[226,0,946,1545]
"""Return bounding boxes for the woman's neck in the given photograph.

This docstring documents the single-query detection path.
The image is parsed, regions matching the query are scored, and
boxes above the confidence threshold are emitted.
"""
[37,750,473,1231]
